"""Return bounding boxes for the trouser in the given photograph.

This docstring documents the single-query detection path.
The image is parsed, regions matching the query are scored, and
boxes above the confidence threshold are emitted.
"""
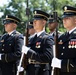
[0,62,17,75]
[0,68,2,75]
[26,64,51,75]
[60,72,76,75]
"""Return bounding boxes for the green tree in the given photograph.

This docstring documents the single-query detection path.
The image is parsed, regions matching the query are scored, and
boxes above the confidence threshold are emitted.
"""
[0,0,76,34]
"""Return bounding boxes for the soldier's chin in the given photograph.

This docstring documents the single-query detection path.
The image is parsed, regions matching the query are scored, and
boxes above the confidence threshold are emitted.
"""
[34,27,36,30]
[64,25,66,28]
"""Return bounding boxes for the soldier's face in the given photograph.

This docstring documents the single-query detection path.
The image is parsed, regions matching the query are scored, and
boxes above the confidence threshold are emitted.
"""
[4,23,17,33]
[28,28,35,35]
[33,19,45,32]
[63,16,76,31]
[48,22,58,31]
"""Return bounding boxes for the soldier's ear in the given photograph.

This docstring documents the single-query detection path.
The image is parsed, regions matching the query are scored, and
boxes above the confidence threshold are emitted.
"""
[13,23,17,28]
[74,16,76,24]
[75,20,76,24]
[42,20,47,25]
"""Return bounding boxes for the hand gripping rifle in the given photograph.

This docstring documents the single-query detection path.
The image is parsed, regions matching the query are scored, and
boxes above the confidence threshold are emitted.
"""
[16,0,30,75]
[51,12,60,75]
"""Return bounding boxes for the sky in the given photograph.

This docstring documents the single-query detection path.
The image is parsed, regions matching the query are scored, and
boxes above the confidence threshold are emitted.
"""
[0,0,10,17]
[0,0,9,6]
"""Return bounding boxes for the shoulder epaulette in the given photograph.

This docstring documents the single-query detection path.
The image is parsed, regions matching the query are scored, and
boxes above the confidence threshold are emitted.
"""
[16,31,21,34]
[45,33,49,35]
[73,31,76,34]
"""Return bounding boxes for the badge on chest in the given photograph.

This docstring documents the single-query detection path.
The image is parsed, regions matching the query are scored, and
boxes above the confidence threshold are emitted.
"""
[58,40,63,44]
[35,42,41,48]
[68,39,76,48]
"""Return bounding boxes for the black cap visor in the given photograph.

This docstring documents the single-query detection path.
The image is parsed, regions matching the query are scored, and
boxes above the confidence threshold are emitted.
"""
[48,19,56,23]
[33,15,47,21]
[62,14,76,19]
[62,12,76,19]
[3,19,17,25]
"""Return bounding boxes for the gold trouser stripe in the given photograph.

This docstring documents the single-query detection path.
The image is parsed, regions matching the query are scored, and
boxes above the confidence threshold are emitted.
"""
[67,59,69,72]
[5,54,8,62]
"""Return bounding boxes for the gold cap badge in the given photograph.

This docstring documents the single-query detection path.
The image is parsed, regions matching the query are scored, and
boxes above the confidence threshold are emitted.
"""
[29,22,30,25]
[34,11,37,14]
[64,6,67,11]
[6,15,8,18]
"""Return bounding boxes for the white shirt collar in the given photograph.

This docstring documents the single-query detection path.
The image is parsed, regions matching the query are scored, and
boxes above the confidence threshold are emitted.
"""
[35,30,45,37]
[8,30,16,35]
[29,33,36,38]
[68,27,76,34]
[50,31,55,36]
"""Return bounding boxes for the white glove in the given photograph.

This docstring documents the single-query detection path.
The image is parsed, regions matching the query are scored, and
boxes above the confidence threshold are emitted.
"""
[51,57,62,68]
[22,45,30,54]
[17,66,24,72]
[0,54,2,60]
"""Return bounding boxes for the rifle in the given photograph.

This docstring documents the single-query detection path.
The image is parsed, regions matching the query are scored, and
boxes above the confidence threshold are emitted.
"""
[16,0,30,75]
[51,12,60,75]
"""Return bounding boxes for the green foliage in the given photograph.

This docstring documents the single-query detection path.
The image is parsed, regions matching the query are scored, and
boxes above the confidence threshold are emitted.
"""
[0,0,76,34]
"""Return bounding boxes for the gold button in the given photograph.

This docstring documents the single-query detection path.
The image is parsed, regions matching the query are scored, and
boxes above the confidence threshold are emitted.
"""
[2,49,4,51]
[61,53,63,55]
[9,44,11,46]
[63,47,65,49]
[3,44,5,46]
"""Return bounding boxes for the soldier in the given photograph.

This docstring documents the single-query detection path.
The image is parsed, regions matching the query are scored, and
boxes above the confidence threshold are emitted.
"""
[22,10,54,75]
[28,21,35,40]
[51,5,76,75]
[0,15,24,75]
[48,14,62,38]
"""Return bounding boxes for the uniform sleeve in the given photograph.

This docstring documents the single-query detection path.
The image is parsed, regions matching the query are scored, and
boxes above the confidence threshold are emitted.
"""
[1,34,24,62]
[27,36,54,63]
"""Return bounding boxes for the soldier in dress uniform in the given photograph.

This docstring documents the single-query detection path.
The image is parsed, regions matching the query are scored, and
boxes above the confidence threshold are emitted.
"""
[48,14,62,38]
[0,15,24,75]
[51,5,76,75]
[22,10,54,75]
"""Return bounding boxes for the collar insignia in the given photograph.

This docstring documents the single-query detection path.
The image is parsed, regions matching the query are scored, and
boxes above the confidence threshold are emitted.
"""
[58,40,63,44]
[36,42,41,48]
[39,36,42,38]
[73,31,76,34]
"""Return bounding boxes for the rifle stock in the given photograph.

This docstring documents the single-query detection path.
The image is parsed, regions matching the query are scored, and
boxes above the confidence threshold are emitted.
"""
[16,22,29,75]
[51,12,60,75]
[16,0,30,74]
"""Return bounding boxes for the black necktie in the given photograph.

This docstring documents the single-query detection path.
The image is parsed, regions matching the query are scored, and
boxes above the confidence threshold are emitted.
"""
[34,34,37,39]
[65,32,69,37]
[53,33,55,37]
[5,34,9,40]
[33,34,37,42]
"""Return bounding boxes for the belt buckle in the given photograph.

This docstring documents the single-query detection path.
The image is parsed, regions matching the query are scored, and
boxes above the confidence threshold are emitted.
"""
[28,58,35,64]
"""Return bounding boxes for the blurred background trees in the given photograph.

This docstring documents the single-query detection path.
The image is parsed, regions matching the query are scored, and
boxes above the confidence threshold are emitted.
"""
[0,0,76,34]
